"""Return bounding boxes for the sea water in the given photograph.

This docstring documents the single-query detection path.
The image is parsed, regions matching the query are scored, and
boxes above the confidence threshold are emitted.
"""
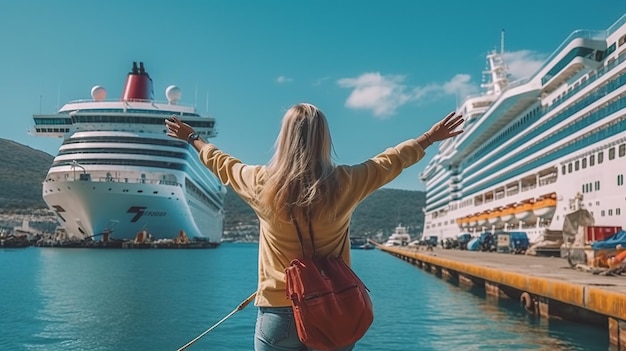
[0,244,612,351]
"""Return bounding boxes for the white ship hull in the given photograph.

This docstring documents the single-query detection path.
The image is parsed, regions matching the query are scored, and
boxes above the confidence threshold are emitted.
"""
[43,176,223,242]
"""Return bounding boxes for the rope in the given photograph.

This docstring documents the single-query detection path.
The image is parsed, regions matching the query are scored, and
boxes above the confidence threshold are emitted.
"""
[176,292,257,351]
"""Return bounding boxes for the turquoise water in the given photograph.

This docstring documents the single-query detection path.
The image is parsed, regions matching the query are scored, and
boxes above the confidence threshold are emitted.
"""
[0,244,612,351]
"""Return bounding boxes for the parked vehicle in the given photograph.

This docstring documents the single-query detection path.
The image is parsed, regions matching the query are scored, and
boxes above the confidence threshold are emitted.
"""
[458,233,472,250]
[478,232,496,252]
[497,231,529,254]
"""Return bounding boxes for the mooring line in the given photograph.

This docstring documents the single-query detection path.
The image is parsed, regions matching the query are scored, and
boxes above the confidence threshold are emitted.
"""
[176,292,257,351]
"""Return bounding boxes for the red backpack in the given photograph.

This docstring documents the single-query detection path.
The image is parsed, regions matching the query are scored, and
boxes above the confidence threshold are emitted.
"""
[285,220,373,351]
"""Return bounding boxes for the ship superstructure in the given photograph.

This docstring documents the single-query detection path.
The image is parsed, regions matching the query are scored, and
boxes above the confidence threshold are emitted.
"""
[421,15,626,244]
[31,62,225,243]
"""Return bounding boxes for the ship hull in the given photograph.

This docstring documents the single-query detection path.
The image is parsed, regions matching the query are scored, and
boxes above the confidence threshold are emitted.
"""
[43,176,223,242]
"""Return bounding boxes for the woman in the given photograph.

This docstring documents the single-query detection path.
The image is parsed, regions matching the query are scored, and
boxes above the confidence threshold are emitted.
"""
[165,103,463,350]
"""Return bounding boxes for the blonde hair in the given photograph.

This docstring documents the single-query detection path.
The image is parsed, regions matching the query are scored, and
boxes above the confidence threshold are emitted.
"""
[261,103,337,221]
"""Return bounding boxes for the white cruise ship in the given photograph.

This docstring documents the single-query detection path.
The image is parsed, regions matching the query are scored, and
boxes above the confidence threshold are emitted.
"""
[31,62,226,243]
[421,14,626,244]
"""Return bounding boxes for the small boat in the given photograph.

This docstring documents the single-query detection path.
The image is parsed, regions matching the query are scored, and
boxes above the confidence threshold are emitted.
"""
[383,224,411,247]
[350,237,374,250]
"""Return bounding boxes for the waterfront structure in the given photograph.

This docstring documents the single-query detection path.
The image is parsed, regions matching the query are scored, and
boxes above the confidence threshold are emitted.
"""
[378,244,626,349]
[31,62,225,243]
[421,14,626,243]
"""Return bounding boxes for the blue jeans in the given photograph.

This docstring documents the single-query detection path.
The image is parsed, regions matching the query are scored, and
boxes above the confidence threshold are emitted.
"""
[254,307,356,351]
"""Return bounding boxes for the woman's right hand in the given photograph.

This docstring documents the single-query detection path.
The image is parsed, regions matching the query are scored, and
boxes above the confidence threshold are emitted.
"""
[425,112,464,142]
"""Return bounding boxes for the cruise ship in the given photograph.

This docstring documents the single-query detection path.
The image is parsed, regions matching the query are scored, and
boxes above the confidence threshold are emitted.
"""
[31,62,226,243]
[420,15,626,244]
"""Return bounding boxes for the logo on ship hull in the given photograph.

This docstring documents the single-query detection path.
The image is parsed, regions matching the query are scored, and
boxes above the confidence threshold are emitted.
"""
[127,206,167,222]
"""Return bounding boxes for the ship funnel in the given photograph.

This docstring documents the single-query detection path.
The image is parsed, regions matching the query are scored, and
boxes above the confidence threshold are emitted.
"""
[121,61,154,102]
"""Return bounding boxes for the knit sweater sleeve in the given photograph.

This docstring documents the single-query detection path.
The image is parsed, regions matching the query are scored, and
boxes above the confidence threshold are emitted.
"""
[342,138,426,203]
[197,143,261,202]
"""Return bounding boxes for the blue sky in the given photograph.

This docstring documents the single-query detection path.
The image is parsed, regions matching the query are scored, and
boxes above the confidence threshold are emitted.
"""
[1,1,625,191]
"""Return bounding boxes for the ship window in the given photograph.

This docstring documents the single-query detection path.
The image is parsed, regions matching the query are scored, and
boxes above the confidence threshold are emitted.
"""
[574,160,580,171]
[609,209,613,216]
[609,147,616,160]
[590,154,595,166]
[617,208,621,215]
[619,144,625,157]
[601,210,605,217]
[568,163,573,173]
[581,158,587,169]
[561,165,566,175]
[595,181,600,191]
[618,174,624,186]
[598,152,604,164]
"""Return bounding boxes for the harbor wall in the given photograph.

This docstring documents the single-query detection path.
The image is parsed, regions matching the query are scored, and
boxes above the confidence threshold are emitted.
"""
[377,245,626,350]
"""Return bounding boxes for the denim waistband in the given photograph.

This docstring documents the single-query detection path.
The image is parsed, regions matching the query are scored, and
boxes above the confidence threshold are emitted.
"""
[258,306,293,313]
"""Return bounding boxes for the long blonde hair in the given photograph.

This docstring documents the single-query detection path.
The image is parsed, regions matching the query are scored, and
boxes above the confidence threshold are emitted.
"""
[261,103,337,221]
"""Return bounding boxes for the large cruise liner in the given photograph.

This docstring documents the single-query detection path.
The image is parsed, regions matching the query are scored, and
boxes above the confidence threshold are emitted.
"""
[421,15,626,244]
[31,62,226,243]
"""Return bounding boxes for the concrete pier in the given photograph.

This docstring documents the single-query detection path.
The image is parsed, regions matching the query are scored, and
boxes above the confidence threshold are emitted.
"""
[377,245,626,350]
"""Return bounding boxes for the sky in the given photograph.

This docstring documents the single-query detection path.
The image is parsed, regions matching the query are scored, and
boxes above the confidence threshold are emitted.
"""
[1,1,625,191]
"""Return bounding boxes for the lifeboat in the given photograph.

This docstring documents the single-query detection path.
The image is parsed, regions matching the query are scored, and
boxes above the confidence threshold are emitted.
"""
[533,194,557,218]
[487,209,503,226]
[456,217,468,230]
[514,200,537,223]
[500,206,518,224]
[477,212,489,226]
[468,214,479,229]
[462,216,470,229]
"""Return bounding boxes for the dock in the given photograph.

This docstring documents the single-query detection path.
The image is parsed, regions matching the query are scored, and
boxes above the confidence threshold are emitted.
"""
[376,244,626,350]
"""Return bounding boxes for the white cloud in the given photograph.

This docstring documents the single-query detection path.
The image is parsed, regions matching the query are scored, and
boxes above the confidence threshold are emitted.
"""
[276,76,293,84]
[336,49,546,118]
[337,72,476,118]
[504,50,546,80]
[337,73,413,118]
[442,74,478,101]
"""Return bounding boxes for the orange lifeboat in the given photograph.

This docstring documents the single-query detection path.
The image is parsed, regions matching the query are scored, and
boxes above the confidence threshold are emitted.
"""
[456,217,468,230]
[477,212,489,226]
[468,214,479,228]
[533,193,557,218]
[500,204,518,224]
[487,208,503,226]
[514,199,537,223]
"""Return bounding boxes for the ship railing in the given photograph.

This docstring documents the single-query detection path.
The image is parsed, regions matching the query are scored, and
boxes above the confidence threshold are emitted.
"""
[64,98,196,108]
[531,29,607,80]
[607,13,626,36]
[538,177,557,187]
[60,173,181,187]
[506,189,519,197]
[546,49,626,111]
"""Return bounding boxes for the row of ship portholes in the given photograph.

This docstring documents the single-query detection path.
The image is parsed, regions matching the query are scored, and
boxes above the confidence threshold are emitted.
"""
[456,193,557,229]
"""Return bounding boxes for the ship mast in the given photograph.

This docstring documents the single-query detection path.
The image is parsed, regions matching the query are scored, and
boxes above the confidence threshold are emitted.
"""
[481,29,509,96]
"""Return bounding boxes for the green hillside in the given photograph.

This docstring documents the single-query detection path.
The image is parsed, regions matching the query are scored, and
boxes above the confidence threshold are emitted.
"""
[0,139,53,209]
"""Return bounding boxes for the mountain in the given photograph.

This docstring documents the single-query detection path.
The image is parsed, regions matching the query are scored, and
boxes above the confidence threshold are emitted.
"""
[0,138,426,238]
[0,139,53,209]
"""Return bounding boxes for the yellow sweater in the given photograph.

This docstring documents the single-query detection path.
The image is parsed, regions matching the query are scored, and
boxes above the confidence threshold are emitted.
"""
[198,138,425,306]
